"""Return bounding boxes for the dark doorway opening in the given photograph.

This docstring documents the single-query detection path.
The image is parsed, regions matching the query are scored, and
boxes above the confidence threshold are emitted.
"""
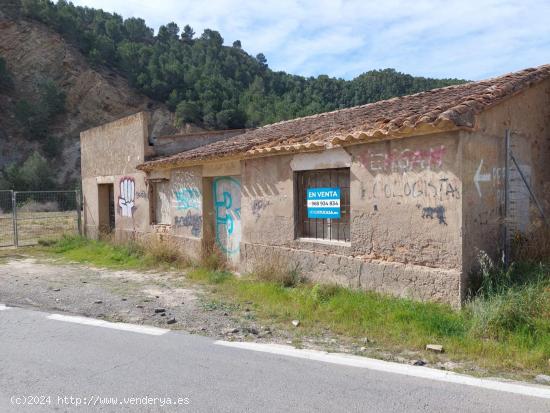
[98,184,115,233]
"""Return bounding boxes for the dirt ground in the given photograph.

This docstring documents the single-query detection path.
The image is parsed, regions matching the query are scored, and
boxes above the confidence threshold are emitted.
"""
[0,252,490,377]
[0,255,270,339]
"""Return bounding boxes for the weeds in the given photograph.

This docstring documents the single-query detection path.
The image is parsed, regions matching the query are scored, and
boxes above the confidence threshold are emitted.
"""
[45,234,190,269]
[199,242,227,271]
[35,236,550,374]
[309,283,341,303]
[37,238,57,246]
[475,250,515,297]
[187,267,232,284]
[252,254,303,287]
[512,226,550,263]
[466,252,550,341]
[141,236,190,267]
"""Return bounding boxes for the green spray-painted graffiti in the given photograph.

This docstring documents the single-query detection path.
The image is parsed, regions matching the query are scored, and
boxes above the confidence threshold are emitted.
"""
[175,188,201,210]
[213,177,241,255]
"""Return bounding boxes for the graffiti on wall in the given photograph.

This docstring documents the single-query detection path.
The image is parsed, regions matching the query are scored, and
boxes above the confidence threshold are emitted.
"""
[174,211,202,237]
[251,198,270,220]
[213,177,241,255]
[360,145,446,173]
[118,177,135,217]
[172,170,203,237]
[420,205,447,225]
[369,176,461,201]
[473,159,532,232]
[175,188,201,210]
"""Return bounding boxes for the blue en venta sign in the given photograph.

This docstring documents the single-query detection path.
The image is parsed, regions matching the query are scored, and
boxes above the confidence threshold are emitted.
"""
[307,187,341,219]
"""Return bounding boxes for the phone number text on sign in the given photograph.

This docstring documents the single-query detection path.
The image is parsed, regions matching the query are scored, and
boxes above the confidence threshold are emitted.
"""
[307,188,341,219]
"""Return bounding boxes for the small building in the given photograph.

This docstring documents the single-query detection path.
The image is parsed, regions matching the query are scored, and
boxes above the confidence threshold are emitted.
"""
[80,65,550,307]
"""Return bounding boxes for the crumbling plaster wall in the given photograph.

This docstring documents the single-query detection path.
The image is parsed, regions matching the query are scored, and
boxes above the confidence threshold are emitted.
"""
[147,163,242,262]
[165,166,203,260]
[241,133,464,306]
[461,78,550,274]
[81,112,204,260]
[81,112,151,238]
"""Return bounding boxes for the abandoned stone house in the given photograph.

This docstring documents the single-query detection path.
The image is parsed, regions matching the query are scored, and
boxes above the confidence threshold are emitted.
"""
[81,65,550,307]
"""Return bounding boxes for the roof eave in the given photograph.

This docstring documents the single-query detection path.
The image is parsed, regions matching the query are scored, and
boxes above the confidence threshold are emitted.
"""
[136,119,468,172]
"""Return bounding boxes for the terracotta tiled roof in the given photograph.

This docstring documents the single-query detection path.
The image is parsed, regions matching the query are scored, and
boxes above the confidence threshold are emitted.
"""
[138,64,550,171]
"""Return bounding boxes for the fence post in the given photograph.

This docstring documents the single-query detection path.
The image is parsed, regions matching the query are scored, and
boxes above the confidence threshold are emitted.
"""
[11,191,18,248]
[76,189,82,236]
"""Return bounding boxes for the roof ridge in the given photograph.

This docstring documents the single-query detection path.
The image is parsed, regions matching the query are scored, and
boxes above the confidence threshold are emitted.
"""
[138,64,550,171]
[254,64,550,130]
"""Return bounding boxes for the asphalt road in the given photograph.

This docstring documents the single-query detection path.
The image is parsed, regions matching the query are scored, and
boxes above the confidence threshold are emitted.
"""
[1,305,549,413]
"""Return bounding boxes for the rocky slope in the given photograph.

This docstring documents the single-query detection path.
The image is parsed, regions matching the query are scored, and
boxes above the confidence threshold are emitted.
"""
[0,13,175,186]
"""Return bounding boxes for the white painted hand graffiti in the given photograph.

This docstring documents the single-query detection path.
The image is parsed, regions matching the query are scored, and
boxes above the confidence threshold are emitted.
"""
[118,177,135,217]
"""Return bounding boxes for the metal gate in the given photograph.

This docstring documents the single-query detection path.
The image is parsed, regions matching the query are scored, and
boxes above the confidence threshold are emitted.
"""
[0,190,81,247]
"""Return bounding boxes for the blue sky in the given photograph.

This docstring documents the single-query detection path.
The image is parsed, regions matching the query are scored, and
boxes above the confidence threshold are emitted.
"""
[70,0,550,80]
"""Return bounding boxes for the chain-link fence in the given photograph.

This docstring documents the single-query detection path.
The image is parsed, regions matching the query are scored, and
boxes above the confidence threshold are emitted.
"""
[0,190,15,247]
[0,190,81,247]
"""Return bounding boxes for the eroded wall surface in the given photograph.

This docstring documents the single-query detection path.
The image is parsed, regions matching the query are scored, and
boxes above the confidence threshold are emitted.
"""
[81,112,151,238]
[82,80,549,307]
[84,124,466,305]
[168,166,203,259]
[240,134,464,307]
[461,78,550,273]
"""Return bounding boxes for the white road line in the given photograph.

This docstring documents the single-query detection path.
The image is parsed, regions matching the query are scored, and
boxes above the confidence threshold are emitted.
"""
[47,314,169,336]
[215,341,550,400]
[0,304,10,311]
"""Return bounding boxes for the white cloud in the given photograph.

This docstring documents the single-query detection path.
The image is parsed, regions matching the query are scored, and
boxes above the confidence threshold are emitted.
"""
[69,0,550,80]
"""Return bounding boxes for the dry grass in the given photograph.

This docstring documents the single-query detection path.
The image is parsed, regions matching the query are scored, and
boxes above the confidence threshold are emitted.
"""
[141,236,191,267]
[0,211,77,246]
[46,234,190,269]
[251,253,303,287]
[18,200,59,213]
[198,240,228,271]
[513,226,550,263]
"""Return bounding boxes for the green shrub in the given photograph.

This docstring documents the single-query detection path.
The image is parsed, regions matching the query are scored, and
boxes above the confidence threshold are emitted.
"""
[39,79,66,118]
[13,79,65,142]
[3,151,56,190]
[309,283,340,303]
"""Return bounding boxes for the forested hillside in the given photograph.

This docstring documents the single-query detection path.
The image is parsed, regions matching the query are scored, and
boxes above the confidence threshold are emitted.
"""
[0,0,466,190]
[0,1,171,190]
[20,0,465,130]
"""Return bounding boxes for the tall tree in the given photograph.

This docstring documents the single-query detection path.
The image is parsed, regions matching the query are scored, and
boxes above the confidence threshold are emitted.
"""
[181,24,195,44]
